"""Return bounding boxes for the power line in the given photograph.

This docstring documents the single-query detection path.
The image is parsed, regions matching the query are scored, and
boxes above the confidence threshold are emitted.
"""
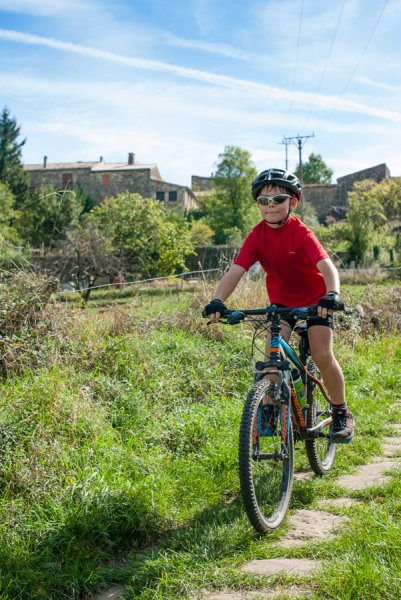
[313,0,390,133]
[285,0,305,135]
[302,0,346,130]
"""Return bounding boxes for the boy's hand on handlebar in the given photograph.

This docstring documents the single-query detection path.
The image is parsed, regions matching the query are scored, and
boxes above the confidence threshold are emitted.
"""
[318,291,340,318]
[202,299,227,323]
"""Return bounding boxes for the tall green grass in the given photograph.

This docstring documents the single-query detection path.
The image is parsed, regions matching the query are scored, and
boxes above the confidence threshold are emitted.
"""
[0,281,399,598]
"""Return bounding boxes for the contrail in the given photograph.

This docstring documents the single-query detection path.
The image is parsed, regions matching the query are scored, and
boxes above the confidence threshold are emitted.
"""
[1,28,401,123]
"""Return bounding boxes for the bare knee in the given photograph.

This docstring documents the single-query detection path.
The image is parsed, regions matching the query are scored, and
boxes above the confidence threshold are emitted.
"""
[312,349,336,371]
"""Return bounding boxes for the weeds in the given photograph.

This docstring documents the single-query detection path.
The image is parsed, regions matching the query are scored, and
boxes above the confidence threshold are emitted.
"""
[0,278,399,598]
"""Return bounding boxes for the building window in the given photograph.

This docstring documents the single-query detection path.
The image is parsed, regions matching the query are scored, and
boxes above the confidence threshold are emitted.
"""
[168,191,177,202]
[62,173,73,189]
[156,191,165,201]
[102,174,110,187]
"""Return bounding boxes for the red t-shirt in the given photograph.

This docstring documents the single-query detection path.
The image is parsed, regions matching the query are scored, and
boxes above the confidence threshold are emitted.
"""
[234,216,329,306]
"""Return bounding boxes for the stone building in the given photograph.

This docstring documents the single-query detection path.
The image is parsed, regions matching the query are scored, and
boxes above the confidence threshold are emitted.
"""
[191,174,215,191]
[336,163,390,192]
[190,163,395,222]
[23,153,198,211]
[302,183,347,221]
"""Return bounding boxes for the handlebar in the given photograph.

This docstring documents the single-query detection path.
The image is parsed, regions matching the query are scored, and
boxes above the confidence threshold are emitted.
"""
[219,302,346,325]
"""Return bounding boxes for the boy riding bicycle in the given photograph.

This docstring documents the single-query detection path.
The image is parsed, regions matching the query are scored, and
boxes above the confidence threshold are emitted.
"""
[203,168,354,443]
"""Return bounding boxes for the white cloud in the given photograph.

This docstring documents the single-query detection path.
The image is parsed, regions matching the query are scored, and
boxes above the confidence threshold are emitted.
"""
[0,0,93,16]
[160,31,264,62]
[1,28,401,124]
[354,75,401,94]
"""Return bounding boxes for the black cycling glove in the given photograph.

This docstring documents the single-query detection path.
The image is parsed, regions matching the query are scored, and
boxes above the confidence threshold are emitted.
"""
[318,291,340,310]
[202,299,227,318]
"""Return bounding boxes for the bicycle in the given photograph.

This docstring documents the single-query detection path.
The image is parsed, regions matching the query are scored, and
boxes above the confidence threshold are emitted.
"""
[218,303,345,534]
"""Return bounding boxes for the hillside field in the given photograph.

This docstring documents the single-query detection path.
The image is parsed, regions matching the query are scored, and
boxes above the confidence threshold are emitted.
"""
[0,278,400,599]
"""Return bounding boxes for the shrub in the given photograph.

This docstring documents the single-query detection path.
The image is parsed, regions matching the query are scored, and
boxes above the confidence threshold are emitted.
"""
[0,271,58,376]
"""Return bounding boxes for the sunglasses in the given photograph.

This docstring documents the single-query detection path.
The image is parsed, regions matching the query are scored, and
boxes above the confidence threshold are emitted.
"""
[257,194,292,206]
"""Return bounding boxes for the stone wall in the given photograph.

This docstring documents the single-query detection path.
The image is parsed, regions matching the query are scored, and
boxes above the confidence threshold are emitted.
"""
[302,183,346,221]
[94,169,152,201]
[25,166,152,201]
[26,166,93,194]
[24,163,197,209]
[185,245,239,272]
[191,175,215,191]
[337,163,390,192]
[151,178,198,210]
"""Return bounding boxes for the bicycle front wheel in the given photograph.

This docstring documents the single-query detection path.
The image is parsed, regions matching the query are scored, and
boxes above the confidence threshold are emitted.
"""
[239,379,294,533]
[305,360,336,475]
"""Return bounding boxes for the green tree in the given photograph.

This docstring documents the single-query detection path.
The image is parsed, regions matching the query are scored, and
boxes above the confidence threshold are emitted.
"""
[15,186,82,248]
[72,185,96,216]
[0,182,19,241]
[189,220,214,246]
[295,153,333,184]
[90,193,194,278]
[293,199,319,230]
[0,182,26,269]
[201,146,258,244]
[0,107,28,206]
[345,180,387,267]
[373,178,401,221]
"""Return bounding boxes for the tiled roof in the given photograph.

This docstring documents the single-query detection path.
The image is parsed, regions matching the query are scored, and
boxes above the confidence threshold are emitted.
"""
[23,162,98,171]
[91,163,158,172]
[23,161,159,173]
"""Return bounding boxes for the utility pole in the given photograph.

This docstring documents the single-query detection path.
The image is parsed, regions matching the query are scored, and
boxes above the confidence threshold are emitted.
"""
[278,136,292,170]
[284,132,315,222]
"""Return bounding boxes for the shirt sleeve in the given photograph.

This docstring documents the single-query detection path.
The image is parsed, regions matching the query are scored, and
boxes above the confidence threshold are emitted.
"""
[234,229,259,271]
[301,229,329,265]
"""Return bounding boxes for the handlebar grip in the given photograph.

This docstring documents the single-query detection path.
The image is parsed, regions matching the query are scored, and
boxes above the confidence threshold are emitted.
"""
[226,310,246,324]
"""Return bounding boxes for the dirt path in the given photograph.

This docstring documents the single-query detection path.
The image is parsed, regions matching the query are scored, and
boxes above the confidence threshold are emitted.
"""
[203,429,401,600]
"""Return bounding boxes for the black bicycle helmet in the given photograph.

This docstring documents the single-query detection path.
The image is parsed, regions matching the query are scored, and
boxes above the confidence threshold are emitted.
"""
[251,168,302,200]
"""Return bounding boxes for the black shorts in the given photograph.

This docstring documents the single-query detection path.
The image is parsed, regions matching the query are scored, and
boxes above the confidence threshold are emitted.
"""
[273,304,333,331]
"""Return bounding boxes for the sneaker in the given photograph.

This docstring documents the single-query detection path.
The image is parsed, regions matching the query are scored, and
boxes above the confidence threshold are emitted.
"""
[259,403,279,436]
[331,406,354,443]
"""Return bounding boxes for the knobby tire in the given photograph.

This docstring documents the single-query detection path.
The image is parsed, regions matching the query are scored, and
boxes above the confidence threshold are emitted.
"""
[305,360,336,475]
[239,379,294,533]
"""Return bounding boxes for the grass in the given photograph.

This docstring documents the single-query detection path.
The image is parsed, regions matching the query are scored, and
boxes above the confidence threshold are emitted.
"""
[0,278,400,598]
[55,278,200,311]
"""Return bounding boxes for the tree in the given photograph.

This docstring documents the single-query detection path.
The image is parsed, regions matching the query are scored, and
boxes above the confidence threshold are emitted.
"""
[0,182,19,242]
[295,153,333,184]
[90,193,194,278]
[72,185,96,216]
[15,186,82,248]
[41,224,120,303]
[189,220,214,246]
[0,107,28,206]
[0,182,27,269]
[372,179,401,221]
[345,180,387,267]
[201,146,258,244]
[293,199,319,230]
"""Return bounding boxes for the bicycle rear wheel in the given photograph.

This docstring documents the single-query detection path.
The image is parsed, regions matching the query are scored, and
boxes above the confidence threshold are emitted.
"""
[305,360,336,475]
[239,379,294,533]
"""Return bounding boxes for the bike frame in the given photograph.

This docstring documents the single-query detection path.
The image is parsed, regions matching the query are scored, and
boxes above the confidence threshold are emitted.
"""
[246,311,333,443]
[261,315,309,445]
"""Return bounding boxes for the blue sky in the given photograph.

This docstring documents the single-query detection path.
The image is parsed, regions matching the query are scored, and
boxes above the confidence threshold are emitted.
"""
[0,0,400,187]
